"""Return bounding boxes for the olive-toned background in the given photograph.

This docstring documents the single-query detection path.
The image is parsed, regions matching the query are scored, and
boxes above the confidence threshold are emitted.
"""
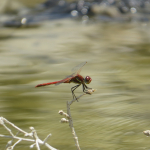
[0,1,150,150]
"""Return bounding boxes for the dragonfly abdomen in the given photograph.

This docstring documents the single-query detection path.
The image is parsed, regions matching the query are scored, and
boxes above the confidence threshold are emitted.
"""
[35,81,61,87]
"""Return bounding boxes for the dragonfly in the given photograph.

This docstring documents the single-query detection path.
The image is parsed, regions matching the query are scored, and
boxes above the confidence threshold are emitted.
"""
[35,62,92,99]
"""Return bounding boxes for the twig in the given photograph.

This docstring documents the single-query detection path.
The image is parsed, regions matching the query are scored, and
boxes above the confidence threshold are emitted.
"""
[67,89,95,150]
[143,130,150,136]
[0,117,57,150]
[59,88,95,150]
[67,101,81,150]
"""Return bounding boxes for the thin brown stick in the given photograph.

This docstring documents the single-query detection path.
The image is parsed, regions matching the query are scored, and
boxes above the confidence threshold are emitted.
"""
[67,88,95,150]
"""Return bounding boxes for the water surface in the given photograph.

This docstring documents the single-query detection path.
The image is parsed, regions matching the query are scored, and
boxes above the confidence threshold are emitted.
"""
[0,19,150,150]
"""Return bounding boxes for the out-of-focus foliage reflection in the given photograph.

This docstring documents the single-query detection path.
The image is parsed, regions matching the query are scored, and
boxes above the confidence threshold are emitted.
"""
[0,0,150,150]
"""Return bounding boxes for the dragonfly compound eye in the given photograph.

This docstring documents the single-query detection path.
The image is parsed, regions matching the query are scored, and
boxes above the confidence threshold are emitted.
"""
[85,76,92,84]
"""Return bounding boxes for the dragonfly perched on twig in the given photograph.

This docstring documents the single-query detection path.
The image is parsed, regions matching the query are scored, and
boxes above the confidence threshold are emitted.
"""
[35,62,92,99]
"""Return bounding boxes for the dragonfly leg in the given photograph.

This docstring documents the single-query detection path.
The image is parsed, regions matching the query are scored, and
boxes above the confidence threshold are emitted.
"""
[71,84,81,100]
[82,84,86,92]
[84,84,92,90]
[82,84,92,94]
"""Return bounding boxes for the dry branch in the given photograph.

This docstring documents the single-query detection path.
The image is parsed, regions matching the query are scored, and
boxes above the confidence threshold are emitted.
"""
[0,117,57,150]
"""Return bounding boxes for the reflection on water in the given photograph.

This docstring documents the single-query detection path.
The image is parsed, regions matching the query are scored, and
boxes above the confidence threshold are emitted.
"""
[0,19,150,150]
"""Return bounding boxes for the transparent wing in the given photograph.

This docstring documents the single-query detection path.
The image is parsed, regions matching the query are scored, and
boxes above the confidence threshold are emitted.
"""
[55,76,73,86]
[55,61,87,85]
[71,61,87,75]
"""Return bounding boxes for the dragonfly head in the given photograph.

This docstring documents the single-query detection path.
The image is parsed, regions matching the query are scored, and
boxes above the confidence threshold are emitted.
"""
[84,76,92,84]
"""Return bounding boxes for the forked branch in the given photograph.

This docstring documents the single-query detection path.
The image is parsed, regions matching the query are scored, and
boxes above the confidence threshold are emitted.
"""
[0,117,57,150]
[59,88,95,150]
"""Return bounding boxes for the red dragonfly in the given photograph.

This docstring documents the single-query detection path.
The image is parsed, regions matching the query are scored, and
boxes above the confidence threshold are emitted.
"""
[35,62,92,99]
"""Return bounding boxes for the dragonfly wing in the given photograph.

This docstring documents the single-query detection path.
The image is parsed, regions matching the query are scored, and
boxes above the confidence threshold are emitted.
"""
[55,76,73,86]
[55,62,87,86]
[71,61,87,75]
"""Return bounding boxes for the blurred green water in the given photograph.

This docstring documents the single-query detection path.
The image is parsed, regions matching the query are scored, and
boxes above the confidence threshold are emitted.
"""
[0,16,150,150]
